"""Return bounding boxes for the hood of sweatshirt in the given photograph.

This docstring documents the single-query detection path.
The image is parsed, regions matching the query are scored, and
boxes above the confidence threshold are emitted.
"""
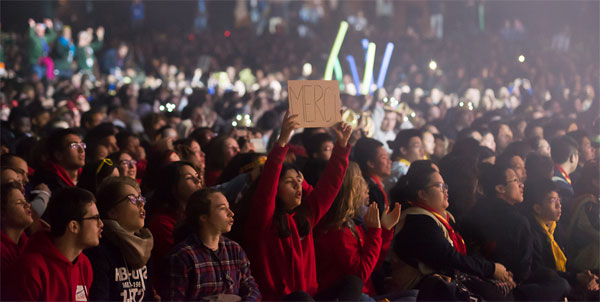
[19,231,93,301]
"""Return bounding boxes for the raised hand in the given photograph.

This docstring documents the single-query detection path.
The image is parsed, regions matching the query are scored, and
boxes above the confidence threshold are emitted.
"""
[277,111,300,147]
[332,122,352,147]
[96,26,105,40]
[28,18,36,28]
[381,203,401,230]
[43,18,53,29]
[364,202,381,229]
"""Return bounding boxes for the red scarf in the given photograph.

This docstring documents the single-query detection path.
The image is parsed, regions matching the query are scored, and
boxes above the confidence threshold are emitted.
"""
[44,161,80,187]
[555,164,571,185]
[411,202,466,255]
[370,175,389,206]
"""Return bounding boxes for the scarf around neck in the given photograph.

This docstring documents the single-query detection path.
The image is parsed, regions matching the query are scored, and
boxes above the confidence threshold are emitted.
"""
[45,161,81,187]
[411,202,467,255]
[536,217,567,272]
[102,219,154,270]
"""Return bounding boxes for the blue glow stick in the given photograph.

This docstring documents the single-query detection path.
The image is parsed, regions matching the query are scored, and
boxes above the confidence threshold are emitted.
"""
[376,42,395,89]
[361,38,369,50]
[346,55,361,96]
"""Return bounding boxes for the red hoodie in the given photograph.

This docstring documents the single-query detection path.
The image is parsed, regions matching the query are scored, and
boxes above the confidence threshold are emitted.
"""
[244,144,350,301]
[1,230,28,300]
[315,224,393,296]
[11,231,93,301]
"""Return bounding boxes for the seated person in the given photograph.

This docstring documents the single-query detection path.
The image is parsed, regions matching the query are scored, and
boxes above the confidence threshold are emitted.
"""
[167,188,260,301]
[390,163,515,300]
[522,178,599,300]
[85,177,154,301]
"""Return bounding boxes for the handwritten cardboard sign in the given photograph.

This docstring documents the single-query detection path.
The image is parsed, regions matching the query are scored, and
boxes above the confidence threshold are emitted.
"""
[288,80,342,128]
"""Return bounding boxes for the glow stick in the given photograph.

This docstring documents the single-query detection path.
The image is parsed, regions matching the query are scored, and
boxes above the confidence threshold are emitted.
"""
[361,38,369,50]
[324,21,349,80]
[376,42,394,89]
[334,57,344,90]
[361,42,376,95]
[346,55,361,96]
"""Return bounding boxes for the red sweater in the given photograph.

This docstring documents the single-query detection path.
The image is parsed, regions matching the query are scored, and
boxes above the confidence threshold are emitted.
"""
[315,225,393,296]
[147,211,178,297]
[11,231,93,301]
[244,144,350,301]
[1,231,28,300]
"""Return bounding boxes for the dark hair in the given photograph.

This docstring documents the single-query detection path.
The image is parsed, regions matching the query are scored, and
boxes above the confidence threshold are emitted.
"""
[525,153,554,181]
[478,146,495,163]
[389,129,422,160]
[449,137,480,158]
[391,162,437,205]
[550,135,578,164]
[205,135,235,171]
[173,188,219,243]
[218,152,266,184]
[188,127,214,150]
[116,131,138,151]
[45,128,82,161]
[479,163,511,198]
[84,123,117,144]
[305,133,334,159]
[522,178,558,214]
[174,138,198,163]
[524,120,544,139]
[567,130,590,148]
[95,176,140,218]
[0,153,20,167]
[77,159,117,194]
[274,163,311,238]
[46,187,96,237]
[141,112,166,138]
[439,155,479,219]
[573,161,600,197]
[1,181,24,213]
[353,138,384,177]
[147,161,197,217]
[80,108,103,129]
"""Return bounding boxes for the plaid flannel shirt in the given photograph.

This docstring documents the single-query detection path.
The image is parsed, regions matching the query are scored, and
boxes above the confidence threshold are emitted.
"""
[167,234,261,301]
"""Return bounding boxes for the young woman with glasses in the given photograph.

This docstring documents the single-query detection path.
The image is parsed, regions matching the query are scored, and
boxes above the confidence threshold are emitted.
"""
[85,176,155,301]
[389,162,515,300]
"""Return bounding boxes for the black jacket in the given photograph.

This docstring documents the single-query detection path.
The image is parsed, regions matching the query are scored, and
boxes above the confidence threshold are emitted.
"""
[394,211,495,278]
[461,197,533,282]
[85,239,154,301]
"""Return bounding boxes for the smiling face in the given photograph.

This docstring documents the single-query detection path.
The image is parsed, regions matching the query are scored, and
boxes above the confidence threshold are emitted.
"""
[277,168,303,211]
[118,152,137,179]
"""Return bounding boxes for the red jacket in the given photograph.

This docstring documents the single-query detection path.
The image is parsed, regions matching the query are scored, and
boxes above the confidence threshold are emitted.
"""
[315,224,393,296]
[11,231,93,301]
[1,230,28,300]
[244,144,350,301]
[147,211,178,298]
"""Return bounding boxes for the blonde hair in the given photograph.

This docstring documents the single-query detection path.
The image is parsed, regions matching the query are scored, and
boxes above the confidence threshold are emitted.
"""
[320,162,367,230]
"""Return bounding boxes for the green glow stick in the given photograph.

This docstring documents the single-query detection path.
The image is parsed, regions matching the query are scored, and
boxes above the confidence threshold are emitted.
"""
[324,21,349,80]
[361,42,376,95]
[334,57,344,90]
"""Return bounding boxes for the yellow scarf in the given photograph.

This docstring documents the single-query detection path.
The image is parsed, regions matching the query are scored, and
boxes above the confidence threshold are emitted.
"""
[536,218,567,272]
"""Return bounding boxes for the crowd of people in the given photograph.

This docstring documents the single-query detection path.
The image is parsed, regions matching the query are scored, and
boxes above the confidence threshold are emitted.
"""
[1,1,600,301]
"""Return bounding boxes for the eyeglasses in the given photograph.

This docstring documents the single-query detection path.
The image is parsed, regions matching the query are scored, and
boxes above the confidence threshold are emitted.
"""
[96,158,113,175]
[68,142,87,150]
[506,178,523,185]
[547,197,561,205]
[80,214,102,225]
[119,159,137,168]
[426,182,448,192]
[118,194,146,207]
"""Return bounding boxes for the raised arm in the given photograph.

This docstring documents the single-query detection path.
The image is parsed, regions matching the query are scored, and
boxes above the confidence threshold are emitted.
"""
[305,121,352,226]
[246,112,299,233]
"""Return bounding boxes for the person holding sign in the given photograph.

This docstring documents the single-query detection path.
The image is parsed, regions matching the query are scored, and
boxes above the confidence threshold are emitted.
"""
[244,111,360,301]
